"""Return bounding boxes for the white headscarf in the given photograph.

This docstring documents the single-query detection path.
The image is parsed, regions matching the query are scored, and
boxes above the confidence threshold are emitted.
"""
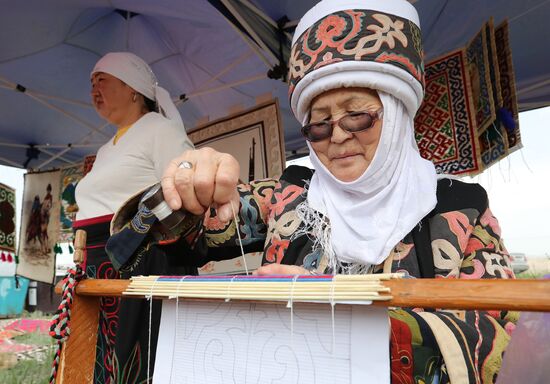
[290,0,437,266]
[91,52,183,126]
[307,92,437,266]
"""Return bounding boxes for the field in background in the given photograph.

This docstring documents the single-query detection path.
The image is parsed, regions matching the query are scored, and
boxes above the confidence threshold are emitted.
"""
[517,256,550,278]
[0,312,54,384]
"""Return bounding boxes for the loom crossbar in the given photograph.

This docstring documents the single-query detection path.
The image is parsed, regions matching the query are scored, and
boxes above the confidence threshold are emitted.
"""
[53,277,550,384]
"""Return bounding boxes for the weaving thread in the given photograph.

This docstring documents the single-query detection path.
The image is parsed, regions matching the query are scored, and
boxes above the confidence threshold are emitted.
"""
[48,264,86,384]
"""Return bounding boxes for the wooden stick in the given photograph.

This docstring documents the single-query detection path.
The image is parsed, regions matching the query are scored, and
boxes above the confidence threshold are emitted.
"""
[56,278,550,312]
[73,229,86,264]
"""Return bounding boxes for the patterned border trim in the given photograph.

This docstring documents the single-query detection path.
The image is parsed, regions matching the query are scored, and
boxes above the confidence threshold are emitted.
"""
[415,50,480,175]
[0,182,16,252]
[288,9,424,98]
[495,20,521,151]
[466,25,496,133]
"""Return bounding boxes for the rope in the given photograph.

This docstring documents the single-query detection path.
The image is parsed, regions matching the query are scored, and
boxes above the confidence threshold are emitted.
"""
[48,264,86,384]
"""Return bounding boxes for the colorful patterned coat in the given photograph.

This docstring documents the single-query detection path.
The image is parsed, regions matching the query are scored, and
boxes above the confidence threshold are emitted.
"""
[185,165,517,383]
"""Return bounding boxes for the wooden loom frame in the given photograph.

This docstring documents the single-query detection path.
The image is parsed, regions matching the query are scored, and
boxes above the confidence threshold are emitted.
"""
[54,277,550,383]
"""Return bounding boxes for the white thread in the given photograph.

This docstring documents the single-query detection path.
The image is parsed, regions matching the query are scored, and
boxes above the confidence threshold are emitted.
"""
[294,199,375,275]
[150,200,173,221]
[225,276,237,302]
[230,200,249,275]
[169,276,188,384]
[287,275,300,346]
[146,277,160,383]
[519,148,534,174]
[329,275,336,354]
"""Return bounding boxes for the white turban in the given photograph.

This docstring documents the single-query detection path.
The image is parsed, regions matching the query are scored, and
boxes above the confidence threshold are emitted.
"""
[288,0,425,124]
[92,52,183,126]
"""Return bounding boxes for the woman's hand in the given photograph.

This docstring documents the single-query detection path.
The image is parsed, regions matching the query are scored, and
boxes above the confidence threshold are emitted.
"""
[253,264,310,276]
[161,147,240,222]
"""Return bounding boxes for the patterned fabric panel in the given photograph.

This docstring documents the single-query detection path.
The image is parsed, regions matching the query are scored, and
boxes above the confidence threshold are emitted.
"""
[0,183,17,277]
[415,50,481,175]
[288,9,424,97]
[0,183,16,252]
[494,21,522,151]
[466,25,496,134]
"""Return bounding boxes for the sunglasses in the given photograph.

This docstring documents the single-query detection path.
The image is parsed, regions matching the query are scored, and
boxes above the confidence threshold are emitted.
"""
[301,109,383,142]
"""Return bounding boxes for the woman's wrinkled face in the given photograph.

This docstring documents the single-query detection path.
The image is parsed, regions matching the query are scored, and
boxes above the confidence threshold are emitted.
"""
[90,72,134,125]
[309,88,383,182]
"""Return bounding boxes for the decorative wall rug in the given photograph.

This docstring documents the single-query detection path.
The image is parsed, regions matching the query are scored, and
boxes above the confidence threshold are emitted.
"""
[0,183,17,277]
[415,49,480,175]
[17,170,61,284]
[59,163,83,242]
[495,20,522,152]
[466,24,496,133]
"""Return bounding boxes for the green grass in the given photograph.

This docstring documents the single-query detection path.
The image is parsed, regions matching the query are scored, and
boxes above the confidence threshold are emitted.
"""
[516,271,548,279]
[0,348,54,384]
[11,331,53,346]
[0,313,55,384]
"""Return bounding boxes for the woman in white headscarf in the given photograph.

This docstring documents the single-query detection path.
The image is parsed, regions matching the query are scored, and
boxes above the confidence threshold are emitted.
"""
[112,1,515,382]
[73,52,195,383]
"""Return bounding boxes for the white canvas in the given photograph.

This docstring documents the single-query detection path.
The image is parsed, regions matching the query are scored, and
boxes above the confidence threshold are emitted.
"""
[154,300,389,384]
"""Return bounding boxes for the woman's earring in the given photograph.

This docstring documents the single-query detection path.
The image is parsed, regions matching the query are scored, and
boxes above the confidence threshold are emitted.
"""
[132,93,137,102]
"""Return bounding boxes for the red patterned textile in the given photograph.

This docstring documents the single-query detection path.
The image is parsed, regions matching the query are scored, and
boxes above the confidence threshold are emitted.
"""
[415,50,481,175]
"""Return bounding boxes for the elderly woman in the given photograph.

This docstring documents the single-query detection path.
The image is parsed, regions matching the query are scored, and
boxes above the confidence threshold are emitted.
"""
[112,0,515,382]
[74,52,194,383]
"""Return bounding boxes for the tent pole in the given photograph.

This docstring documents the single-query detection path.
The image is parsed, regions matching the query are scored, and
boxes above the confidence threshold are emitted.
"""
[36,146,72,170]
[220,0,278,63]
[0,76,92,108]
[238,0,278,28]
[517,78,550,96]
[0,142,28,148]
[36,143,102,149]
[190,51,255,94]
[39,147,76,165]
[0,155,23,168]
[74,122,111,146]
[25,93,110,139]
[188,74,265,98]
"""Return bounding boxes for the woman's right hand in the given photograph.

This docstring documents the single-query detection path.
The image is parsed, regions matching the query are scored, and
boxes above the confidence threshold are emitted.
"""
[161,147,240,222]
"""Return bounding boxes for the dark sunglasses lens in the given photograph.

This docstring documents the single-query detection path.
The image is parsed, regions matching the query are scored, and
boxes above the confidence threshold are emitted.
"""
[302,122,331,142]
[340,112,375,132]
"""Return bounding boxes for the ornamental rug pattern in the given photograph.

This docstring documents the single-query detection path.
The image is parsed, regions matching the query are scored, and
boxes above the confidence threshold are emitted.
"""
[59,163,84,242]
[479,123,509,168]
[414,50,480,175]
[0,183,16,252]
[16,170,61,284]
[495,20,521,152]
[288,9,424,97]
[0,183,17,277]
[466,24,496,134]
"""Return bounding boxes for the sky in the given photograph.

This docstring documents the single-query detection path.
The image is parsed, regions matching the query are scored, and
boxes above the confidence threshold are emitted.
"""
[1,106,549,258]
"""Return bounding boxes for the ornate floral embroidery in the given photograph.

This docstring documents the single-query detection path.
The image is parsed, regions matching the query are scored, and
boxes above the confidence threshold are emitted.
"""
[264,236,289,264]
[432,238,462,277]
[441,211,474,252]
[289,9,424,98]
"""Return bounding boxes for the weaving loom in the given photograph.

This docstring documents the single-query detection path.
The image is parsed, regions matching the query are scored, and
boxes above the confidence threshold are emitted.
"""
[51,231,550,383]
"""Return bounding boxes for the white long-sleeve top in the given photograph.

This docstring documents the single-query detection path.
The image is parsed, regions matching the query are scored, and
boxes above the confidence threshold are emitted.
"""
[75,112,193,220]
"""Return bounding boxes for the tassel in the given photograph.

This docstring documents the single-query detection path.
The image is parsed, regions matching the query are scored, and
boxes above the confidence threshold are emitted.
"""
[53,243,62,254]
[498,107,516,133]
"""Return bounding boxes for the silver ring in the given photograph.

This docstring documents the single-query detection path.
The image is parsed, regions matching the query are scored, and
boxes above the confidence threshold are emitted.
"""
[178,161,193,170]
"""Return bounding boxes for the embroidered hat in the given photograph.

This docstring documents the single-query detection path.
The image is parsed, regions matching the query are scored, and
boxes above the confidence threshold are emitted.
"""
[288,0,424,123]
[92,52,184,126]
